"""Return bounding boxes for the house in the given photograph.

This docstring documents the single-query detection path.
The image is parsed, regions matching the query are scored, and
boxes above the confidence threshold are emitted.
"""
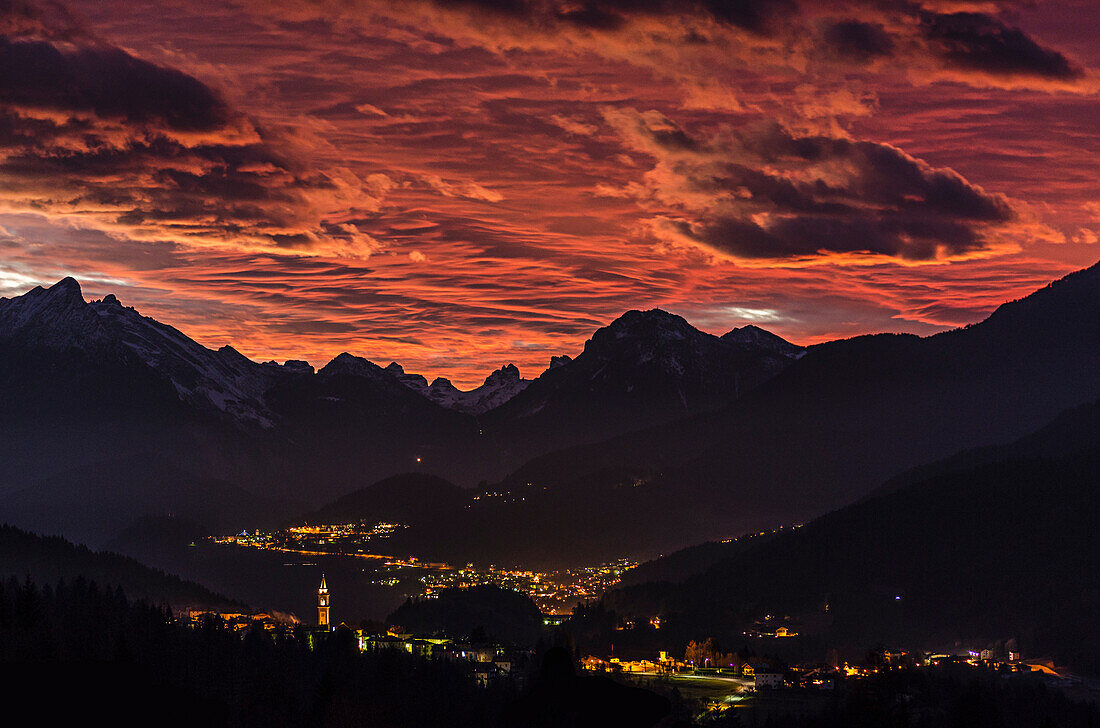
[743,662,771,678]
[755,671,784,690]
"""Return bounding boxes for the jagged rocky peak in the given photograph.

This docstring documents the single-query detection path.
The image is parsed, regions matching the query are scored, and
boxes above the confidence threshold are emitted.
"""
[99,293,122,307]
[283,359,314,374]
[429,377,460,393]
[0,276,104,342]
[386,361,429,389]
[548,354,572,369]
[12,276,85,311]
[217,344,249,362]
[484,363,521,385]
[382,360,527,413]
[45,276,83,300]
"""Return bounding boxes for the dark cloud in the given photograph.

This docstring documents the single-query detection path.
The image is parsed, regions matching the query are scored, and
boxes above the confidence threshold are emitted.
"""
[698,0,796,35]
[678,212,988,260]
[424,0,798,35]
[610,114,1015,261]
[822,19,894,62]
[433,0,531,17]
[0,2,385,252]
[0,37,229,130]
[920,11,1082,80]
[409,0,1088,86]
[556,3,628,30]
[0,0,85,40]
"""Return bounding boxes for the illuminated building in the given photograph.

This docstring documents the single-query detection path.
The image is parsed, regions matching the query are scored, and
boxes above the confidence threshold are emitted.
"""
[318,573,330,627]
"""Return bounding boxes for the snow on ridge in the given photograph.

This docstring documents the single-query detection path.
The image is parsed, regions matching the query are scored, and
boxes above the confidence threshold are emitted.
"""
[384,362,530,414]
[88,296,284,427]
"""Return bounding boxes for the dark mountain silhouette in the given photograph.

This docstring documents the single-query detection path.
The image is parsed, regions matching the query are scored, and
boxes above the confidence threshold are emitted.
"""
[721,323,804,356]
[0,278,801,548]
[0,263,1096,567]
[486,262,1100,556]
[0,523,241,610]
[2,455,290,547]
[600,399,1100,673]
[261,353,487,500]
[479,308,803,461]
[616,530,783,587]
[300,473,470,526]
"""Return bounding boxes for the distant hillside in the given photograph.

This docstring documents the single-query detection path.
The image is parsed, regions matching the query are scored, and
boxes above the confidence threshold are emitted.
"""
[300,473,469,526]
[617,530,782,587]
[600,400,1100,674]
[1,455,292,548]
[0,524,242,610]
[866,398,1100,499]
[624,400,1100,585]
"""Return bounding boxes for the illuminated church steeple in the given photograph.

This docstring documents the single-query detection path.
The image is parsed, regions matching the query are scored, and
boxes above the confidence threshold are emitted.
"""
[317,574,330,627]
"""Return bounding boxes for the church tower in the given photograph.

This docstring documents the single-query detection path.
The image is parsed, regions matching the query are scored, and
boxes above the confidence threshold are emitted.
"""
[317,573,330,627]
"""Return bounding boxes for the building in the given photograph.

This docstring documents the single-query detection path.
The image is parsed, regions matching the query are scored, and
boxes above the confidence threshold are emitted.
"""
[318,573,330,627]
[755,671,784,690]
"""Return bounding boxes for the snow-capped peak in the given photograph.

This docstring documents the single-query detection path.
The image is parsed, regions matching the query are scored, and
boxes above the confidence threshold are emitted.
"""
[382,361,530,414]
[2,278,292,428]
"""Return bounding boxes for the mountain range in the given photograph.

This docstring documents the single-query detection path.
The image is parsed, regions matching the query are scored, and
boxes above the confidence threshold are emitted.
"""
[0,262,1097,566]
[473,261,1100,562]
[0,277,803,546]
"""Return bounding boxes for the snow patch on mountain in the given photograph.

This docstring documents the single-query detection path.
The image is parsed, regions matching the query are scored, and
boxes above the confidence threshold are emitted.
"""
[88,296,287,427]
[0,278,290,428]
[384,362,530,414]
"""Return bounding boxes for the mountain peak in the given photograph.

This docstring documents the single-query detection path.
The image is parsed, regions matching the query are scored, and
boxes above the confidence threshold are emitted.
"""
[0,275,97,341]
[586,309,699,354]
[319,352,381,378]
[283,359,314,374]
[429,377,458,392]
[722,325,803,357]
[549,354,572,370]
[52,276,82,292]
[42,276,85,306]
[217,344,251,365]
[609,308,691,330]
[484,363,521,385]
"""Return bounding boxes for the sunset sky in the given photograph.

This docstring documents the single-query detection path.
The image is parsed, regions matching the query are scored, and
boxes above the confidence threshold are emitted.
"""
[1,0,1097,386]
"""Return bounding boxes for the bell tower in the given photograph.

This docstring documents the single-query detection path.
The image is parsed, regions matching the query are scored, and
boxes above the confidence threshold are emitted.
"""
[317,573,330,627]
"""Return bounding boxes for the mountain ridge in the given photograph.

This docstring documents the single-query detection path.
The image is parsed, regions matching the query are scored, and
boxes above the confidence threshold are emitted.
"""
[0,278,804,547]
[1,262,1095,562]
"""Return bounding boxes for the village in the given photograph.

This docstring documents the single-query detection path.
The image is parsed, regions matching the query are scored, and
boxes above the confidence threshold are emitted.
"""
[171,574,1096,724]
[213,522,636,613]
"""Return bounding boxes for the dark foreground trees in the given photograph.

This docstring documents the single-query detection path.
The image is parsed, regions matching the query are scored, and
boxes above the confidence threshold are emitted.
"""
[0,576,513,727]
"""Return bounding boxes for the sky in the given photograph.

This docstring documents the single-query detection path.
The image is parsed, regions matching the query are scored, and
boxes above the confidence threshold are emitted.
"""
[1,0,1097,387]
